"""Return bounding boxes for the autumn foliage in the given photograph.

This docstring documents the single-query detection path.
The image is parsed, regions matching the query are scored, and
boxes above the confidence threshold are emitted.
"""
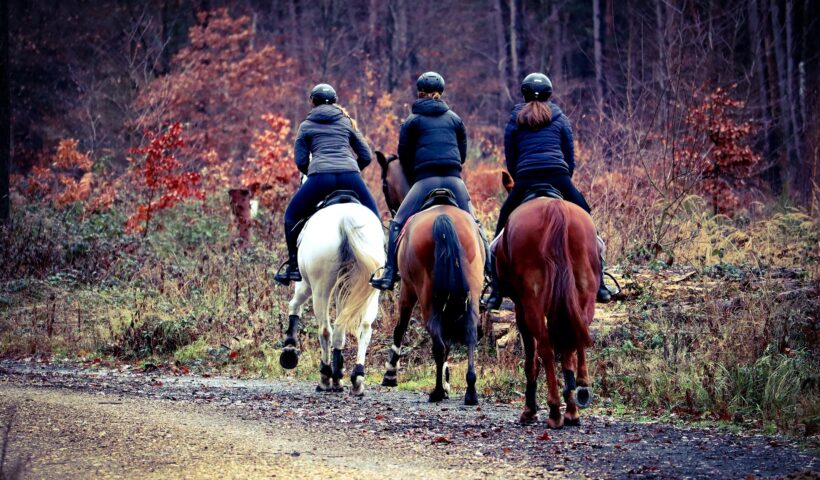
[683,88,761,214]
[133,8,296,170]
[125,123,204,235]
[240,113,299,208]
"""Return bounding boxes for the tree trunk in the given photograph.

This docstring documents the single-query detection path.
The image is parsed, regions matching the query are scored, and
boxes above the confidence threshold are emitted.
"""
[548,0,563,86]
[769,0,796,195]
[748,0,779,192]
[0,0,9,224]
[784,0,803,199]
[494,0,512,113]
[593,0,605,113]
[654,0,667,92]
[387,0,408,91]
[509,0,521,88]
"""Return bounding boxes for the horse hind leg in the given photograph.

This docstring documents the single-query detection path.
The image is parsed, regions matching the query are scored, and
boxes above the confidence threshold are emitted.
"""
[575,347,593,409]
[535,326,563,429]
[350,295,379,396]
[463,301,480,406]
[518,317,541,424]
[428,336,449,403]
[561,351,581,426]
[382,288,416,387]
[281,281,312,370]
[330,324,346,392]
[314,292,334,392]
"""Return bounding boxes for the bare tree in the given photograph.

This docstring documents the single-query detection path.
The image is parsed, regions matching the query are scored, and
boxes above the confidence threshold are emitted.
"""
[0,0,9,224]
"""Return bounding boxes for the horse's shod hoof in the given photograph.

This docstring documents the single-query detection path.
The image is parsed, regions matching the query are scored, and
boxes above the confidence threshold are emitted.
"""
[279,347,300,370]
[428,389,449,403]
[464,391,479,406]
[576,387,593,409]
[564,416,581,427]
[316,384,332,392]
[381,378,397,387]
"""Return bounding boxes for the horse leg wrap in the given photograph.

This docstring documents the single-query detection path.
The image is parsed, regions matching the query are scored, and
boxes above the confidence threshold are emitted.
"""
[284,315,300,346]
[382,345,400,387]
[384,344,401,371]
[562,370,577,400]
[331,348,344,380]
[350,363,365,386]
[319,361,333,378]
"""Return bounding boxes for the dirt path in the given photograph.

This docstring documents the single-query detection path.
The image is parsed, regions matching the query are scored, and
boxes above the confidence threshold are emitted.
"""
[0,362,816,479]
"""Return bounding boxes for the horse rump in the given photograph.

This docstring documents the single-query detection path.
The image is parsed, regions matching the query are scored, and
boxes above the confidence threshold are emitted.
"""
[539,201,592,353]
[430,214,475,346]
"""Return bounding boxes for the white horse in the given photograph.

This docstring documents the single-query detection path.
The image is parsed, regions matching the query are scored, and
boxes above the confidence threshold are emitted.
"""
[279,202,385,395]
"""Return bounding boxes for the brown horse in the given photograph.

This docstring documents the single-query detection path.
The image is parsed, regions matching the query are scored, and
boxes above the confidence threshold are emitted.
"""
[375,152,484,405]
[495,171,597,428]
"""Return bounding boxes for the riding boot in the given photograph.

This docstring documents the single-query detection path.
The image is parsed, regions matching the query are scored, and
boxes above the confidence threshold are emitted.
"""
[275,223,303,286]
[482,258,503,311]
[597,260,611,303]
[596,234,611,302]
[370,221,402,291]
[475,220,493,279]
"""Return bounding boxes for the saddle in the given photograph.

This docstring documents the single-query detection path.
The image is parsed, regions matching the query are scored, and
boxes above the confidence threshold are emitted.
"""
[316,190,361,210]
[420,188,459,211]
[522,184,563,204]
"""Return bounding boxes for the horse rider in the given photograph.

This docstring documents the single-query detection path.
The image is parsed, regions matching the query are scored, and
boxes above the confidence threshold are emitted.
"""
[483,72,611,309]
[274,83,380,286]
[370,72,491,291]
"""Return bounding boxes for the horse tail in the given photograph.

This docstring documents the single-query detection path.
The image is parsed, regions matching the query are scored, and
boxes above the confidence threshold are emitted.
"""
[431,214,474,346]
[331,213,383,333]
[541,201,592,353]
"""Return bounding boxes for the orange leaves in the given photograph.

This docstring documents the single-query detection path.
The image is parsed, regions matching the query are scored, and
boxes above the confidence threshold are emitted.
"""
[21,138,98,209]
[133,8,297,175]
[678,87,761,214]
[240,113,298,209]
[53,139,92,171]
[125,123,204,235]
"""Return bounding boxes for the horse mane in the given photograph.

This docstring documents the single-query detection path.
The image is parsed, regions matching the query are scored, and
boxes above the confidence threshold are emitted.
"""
[539,200,592,352]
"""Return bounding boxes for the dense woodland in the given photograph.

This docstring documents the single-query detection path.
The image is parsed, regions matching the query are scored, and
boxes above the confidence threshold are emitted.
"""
[0,1,818,434]
[2,0,819,219]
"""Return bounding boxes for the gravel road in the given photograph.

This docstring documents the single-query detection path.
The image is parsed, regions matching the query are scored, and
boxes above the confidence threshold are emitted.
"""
[0,361,816,479]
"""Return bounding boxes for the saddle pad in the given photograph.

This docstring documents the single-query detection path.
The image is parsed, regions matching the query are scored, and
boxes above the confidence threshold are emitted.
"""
[522,184,563,203]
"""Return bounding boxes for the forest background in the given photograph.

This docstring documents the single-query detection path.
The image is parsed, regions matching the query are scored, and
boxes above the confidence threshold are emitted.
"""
[0,0,818,436]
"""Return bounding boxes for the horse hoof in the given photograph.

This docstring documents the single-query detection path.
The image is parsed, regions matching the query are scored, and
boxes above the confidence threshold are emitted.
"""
[428,390,449,403]
[576,387,592,409]
[279,347,300,370]
[546,417,564,430]
[316,384,332,392]
[464,391,479,406]
[564,416,581,427]
[519,411,537,425]
[381,375,398,387]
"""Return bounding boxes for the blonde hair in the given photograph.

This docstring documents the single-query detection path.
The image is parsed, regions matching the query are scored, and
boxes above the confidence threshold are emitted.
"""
[517,101,552,129]
[334,104,359,131]
[418,91,442,100]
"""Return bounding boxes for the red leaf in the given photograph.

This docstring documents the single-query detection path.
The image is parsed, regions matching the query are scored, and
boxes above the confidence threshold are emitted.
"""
[538,432,552,441]
[431,436,451,445]
[229,351,238,359]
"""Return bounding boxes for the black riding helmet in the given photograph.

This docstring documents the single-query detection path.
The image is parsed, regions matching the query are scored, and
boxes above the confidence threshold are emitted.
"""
[521,73,553,101]
[310,83,337,105]
[416,72,445,94]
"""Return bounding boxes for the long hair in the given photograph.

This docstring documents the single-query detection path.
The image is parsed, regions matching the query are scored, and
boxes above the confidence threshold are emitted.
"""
[517,100,552,129]
[334,104,359,131]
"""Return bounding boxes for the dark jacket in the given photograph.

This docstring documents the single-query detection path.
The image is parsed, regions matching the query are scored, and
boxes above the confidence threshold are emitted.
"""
[294,104,372,176]
[398,98,467,183]
[504,102,575,180]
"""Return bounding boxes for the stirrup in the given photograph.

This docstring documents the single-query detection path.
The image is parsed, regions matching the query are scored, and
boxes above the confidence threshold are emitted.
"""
[369,267,397,291]
[274,261,301,286]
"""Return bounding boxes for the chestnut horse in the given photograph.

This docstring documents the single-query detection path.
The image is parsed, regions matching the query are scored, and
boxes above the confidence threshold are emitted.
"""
[495,171,597,428]
[375,152,484,405]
